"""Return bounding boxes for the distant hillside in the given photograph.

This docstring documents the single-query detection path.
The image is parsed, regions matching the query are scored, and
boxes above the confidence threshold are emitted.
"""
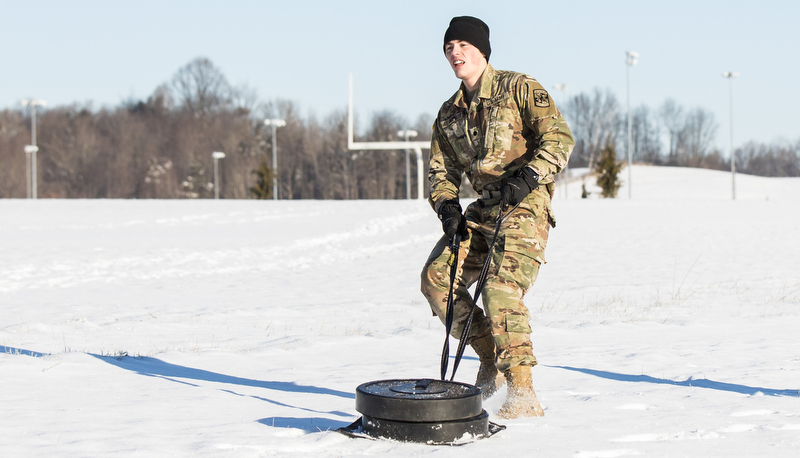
[557,165,800,202]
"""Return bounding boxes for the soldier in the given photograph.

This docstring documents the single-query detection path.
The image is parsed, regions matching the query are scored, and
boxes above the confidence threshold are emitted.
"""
[421,16,574,419]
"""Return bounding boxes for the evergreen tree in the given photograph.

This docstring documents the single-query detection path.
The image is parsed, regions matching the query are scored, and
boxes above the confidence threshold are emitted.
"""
[249,159,273,199]
[595,142,624,198]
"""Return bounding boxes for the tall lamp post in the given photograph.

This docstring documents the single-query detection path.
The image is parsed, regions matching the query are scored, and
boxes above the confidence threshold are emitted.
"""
[21,99,46,199]
[212,151,226,199]
[24,145,39,198]
[264,118,286,200]
[397,129,418,199]
[722,71,739,200]
[553,83,568,198]
[625,51,638,199]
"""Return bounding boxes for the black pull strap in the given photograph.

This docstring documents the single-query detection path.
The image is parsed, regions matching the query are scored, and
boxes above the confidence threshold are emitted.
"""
[440,232,461,381]
[444,203,520,382]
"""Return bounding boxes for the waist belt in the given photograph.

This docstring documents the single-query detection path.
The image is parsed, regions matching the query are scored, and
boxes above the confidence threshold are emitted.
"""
[481,189,502,200]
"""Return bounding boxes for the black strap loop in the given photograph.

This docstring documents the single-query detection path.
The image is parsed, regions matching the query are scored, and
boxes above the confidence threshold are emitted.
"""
[440,203,521,382]
[440,231,461,380]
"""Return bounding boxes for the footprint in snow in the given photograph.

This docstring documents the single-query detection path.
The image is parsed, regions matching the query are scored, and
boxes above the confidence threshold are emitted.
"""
[573,449,641,458]
[609,433,670,442]
[610,430,720,442]
[730,409,776,417]
[615,404,650,410]
[773,424,800,430]
[717,424,757,433]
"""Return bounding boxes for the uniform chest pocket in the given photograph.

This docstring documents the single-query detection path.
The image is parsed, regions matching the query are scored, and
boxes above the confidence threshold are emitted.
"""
[442,117,477,165]
[486,105,519,153]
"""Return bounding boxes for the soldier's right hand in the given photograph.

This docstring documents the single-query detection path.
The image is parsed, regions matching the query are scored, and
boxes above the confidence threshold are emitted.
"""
[437,199,468,240]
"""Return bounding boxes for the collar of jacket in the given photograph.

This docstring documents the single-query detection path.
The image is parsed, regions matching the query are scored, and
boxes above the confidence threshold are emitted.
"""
[453,64,496,109]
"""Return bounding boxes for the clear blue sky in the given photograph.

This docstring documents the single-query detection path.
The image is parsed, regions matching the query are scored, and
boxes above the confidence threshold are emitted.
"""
[3,0,799,150]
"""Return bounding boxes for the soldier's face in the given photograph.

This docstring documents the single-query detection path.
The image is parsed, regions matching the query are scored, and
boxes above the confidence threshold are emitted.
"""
[444,40,487,89]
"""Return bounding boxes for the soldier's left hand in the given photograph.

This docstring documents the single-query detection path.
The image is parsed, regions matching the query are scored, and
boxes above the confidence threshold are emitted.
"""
[500,168,539,211]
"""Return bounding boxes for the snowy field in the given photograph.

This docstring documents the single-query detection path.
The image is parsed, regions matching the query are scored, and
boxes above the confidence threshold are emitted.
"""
[1,165,799,457]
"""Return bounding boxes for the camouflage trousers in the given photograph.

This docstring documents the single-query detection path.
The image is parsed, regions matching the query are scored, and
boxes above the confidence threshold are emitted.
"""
[420,196,550,373]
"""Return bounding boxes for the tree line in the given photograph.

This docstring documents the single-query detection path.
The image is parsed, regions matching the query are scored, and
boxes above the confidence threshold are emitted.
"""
[564,89,800,177]
[1,57,798,199]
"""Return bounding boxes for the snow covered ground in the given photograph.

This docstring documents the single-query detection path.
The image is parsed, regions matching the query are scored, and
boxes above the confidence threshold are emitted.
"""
[2,165,799,457]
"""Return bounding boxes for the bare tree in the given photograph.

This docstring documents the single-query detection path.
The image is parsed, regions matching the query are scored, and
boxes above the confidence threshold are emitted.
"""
[171,57,232,116]
[566,88,621,169]
[679,108,718,167]
[8,55,799,202]
[230,83,259,116]
[37,104,111,198]
[631,105,661,164]
[364,110,407,199]
[411,113,434,199]
[314,109,352,199]
[738,139,800,177]
[0,110,28,198]
[658,99,684,165]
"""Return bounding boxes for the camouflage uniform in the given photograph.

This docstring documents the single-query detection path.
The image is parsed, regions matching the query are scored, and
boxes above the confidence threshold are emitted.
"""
[421,64,574,372]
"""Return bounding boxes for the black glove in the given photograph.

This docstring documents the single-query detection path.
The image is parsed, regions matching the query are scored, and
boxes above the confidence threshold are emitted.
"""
[500,168,540,211]
[437,199,468,240]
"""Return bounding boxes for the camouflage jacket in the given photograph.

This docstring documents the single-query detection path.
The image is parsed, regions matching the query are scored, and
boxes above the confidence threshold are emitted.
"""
[428,64,574,214]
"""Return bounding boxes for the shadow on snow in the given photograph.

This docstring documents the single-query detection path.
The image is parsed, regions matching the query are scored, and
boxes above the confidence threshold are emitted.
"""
[1,346,49,357]
[257,416,348,432]
[549,365,799,397]
[92,354,356,429]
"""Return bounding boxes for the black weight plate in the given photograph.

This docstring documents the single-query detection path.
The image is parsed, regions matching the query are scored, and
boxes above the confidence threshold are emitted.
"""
[355,379,482,422]
[361,410,490,445]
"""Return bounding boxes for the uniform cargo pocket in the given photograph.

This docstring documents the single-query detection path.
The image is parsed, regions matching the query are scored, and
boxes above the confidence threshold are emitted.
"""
[501,208,548,265]
[496,209,548,292]
[505,315,532,333]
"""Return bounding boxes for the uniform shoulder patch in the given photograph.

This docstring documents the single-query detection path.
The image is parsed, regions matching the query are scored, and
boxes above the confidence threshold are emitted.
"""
[533,89,550,108]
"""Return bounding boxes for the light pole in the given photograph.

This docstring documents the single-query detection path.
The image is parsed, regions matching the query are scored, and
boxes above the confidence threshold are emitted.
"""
[212,151,226,199]
[625,51,638,199]
[553,83,568,199]
[24,145,39,198]
[21,99,46,199]
[397,129,418,199]
[264,118,286,200]
[723,71,739,200]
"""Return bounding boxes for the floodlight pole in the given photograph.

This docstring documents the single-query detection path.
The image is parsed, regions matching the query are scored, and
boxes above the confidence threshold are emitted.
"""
[21,99,46,199]
[398,129,418,199]
[553,83,568,199]
[24,145,39,199]
[723,71,739,200]
[25,146,31,199]
[264,118,286,200]
[212,152,226,199]
[625,52,638,199]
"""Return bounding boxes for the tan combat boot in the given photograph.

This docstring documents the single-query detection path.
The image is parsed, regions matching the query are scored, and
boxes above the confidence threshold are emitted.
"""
[469,334,505,399]
[497,365,544,419]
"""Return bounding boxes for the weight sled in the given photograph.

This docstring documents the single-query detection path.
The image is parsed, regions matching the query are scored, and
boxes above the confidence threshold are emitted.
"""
[338,378,505,445]
[355,379,482,422]
[337,414,506,445]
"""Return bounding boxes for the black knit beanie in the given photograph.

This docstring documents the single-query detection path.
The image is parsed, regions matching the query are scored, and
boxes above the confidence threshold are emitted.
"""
[443,16,491,61]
